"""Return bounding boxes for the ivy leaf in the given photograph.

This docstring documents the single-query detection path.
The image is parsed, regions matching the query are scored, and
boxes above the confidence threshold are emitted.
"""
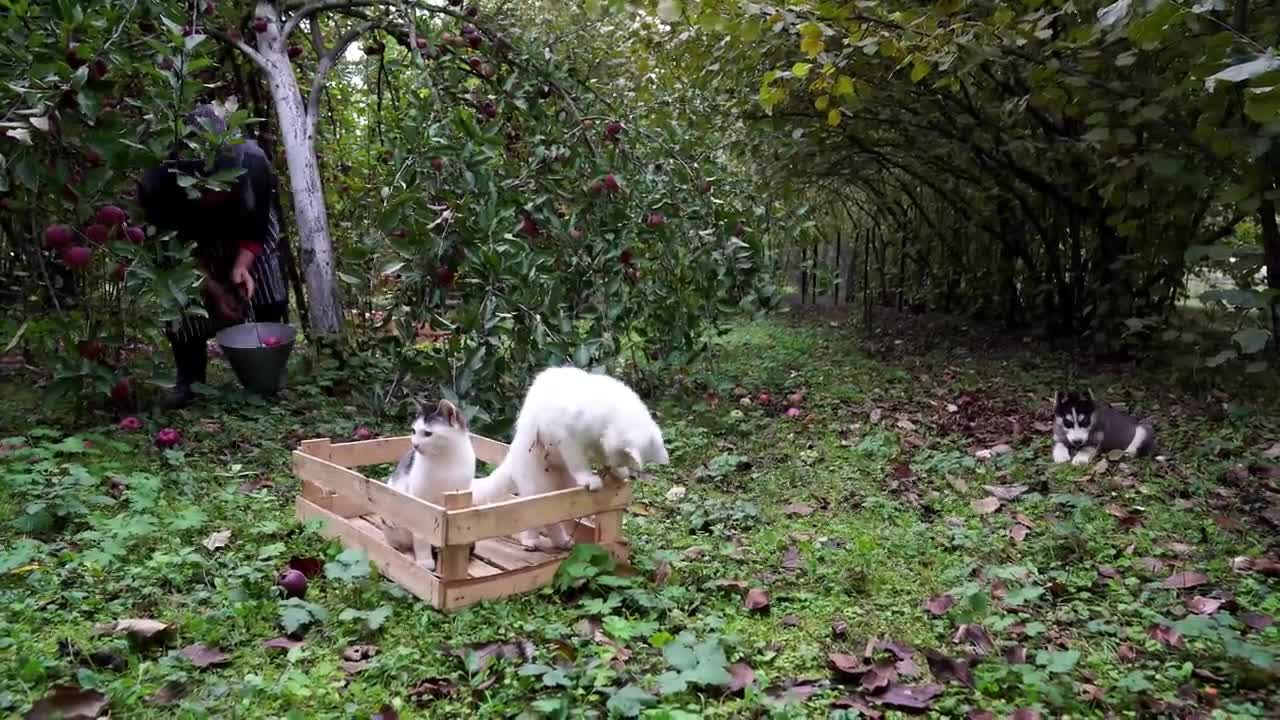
[827,109,842,127]
[800,23,824,58]
[325,548,371,583]
[1036,648,1080,673]
[910,59,931,83]
[792,63,812,78]
[606,684,656,717]
[656,670,688,695]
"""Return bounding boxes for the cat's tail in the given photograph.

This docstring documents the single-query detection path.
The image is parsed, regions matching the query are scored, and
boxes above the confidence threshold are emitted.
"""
[471,464,515,505]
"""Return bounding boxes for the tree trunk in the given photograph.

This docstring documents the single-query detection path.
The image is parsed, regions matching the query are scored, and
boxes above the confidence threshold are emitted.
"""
[863,229,873,331]
[256,2,342,334]
[800,244,809,305]
[834,227,842,305]
[1260,197,1280,350]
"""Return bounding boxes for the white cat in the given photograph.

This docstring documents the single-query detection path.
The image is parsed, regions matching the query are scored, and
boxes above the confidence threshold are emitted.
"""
[382,399,476,571]
[471,366,669,550]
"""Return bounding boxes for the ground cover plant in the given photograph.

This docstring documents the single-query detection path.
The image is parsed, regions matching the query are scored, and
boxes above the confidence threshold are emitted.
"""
[2,311,1277,718]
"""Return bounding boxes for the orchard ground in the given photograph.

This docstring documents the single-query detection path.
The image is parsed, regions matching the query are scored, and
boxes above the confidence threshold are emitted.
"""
[2,310,1279,718]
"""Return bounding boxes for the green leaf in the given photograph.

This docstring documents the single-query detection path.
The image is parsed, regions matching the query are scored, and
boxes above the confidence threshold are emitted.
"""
[168,506,207,530]
[606,685,656,717]
[799,23,824,58]
[1245,86,1280,124]
[910,59,930,83]
[1036,648,1080,673]
[1232,328,1270,355]
[656,0,681,22]
[791,63,811,78]
[1205,349,1237,368]
[833,75,855,97]
[655,670,687,695]
[325,548,371,582]
[827,109,841,127]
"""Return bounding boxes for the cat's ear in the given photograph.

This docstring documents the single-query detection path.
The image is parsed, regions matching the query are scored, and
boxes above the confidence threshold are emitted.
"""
[437,399,466,429]
[413,397,427,416]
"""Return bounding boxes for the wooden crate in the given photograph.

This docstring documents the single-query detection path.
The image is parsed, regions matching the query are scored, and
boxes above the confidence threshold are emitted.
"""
[292,434,630,611]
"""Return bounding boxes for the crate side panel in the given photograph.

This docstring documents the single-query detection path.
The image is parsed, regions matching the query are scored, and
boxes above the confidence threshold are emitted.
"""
[446,481,631,545]
[293,451,446,546]
[327,436,411,468]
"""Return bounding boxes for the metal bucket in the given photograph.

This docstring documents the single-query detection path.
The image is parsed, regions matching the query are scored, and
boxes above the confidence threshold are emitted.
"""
[215,322,297,394]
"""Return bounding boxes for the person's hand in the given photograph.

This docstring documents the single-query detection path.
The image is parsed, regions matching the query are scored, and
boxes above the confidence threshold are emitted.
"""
[230,263,255,304]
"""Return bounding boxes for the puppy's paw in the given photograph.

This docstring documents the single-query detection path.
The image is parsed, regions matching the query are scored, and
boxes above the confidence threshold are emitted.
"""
[1071,453,1091,466]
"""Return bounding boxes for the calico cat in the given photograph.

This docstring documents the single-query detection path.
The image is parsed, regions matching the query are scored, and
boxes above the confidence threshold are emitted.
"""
[471,366,669,550]
[1052,390,1154,466]
[382,399,476,570]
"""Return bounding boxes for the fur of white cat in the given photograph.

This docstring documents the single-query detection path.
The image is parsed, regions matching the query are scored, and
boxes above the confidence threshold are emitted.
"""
[471,366,669,549]
[382,399,476,571]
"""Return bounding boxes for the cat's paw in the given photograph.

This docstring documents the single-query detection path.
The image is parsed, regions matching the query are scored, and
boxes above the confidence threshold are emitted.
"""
[576,473,604,491]
[534,536,574,552]
[418,556,436,572]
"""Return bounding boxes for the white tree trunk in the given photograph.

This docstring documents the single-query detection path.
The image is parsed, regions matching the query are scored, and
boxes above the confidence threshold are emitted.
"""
[254,2,342,335]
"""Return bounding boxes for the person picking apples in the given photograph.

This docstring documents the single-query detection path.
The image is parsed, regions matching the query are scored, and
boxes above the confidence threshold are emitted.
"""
[138,104,291,409]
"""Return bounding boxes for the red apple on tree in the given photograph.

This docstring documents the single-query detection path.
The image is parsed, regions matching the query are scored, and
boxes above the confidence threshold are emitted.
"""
[44,224,74,249]
[79,340,106,362]
[518,216,540,238]
[112,262,128,281]
[110,378,132,404]
[436,266,456,287]
[605,121,623,139]
[125,226,145,244]
[288,46,303,59]
[62,245,92,269]
[620,248,633,265]
[757,392,771,405]
[252,17,269,33]
[84,224,110,245]
[569,228,583,241]
[96,205,127,227]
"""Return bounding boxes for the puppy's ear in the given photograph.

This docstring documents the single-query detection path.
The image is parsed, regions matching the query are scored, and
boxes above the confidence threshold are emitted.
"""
[1054,390,1066,407]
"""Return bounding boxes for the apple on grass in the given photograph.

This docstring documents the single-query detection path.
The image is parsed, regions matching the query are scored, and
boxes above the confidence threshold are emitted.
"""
[118,416,143,431]
[154,427,182,449]
[277,569,308,598]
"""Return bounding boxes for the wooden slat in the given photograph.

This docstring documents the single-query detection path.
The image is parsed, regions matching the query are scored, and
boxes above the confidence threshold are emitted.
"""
[296,496,441,606]
[445,480,632,545]
[466,556,504,578]
[292,451,445,546]
[473,537,560,570]
[325,433,509,468]
[594,510,623,544]
[441,541,628,611]
[571,518,598,544]
[299,438,333,460]
[326,436,409,468]
[439,491,473,581]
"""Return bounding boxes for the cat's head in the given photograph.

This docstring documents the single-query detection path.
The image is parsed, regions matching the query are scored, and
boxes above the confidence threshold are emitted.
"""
[603,417,669,474]
[410,399,469,454]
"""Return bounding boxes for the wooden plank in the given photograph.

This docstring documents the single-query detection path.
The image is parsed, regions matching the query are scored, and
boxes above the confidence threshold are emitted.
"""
[296,496,442,607]
[467,556,504,578]
[326,436,409,468]
[594,510,623,544]
[571,518,598,544]
[325,433,508,468]
[442,558,564,611]
[292,451,446,546]
[439,491,473,581]
[299,438,332,461]
[473,537,560,570]
[445,479,631,545]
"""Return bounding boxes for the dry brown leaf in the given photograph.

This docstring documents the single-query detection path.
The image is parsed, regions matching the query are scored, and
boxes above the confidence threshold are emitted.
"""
[1162,570,1209,589]
[201,529,231,552]
[180,643,231,669]
[26,686,109,720]
[984,484,1028,500]
[744,587,770,611]
[972,496,1001,515]
[1184,596,1223,615]
[727,663,756,694]
[923,594,954,615]
[1009,524,1029,543]
[784,503,815,516]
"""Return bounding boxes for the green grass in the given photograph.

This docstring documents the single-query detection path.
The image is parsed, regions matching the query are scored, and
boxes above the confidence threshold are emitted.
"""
[2,315,1278,718]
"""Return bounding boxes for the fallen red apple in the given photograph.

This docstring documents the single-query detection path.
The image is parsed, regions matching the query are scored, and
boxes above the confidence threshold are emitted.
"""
[785,407,802,419]
[112,262,128,281]
[589,180,605,195]
[288,46,302,59]
[605,121,623,139]
[415,37,428,48]
[278,568,308,598]
[94,203,126,225]
[353,426,374,441]
[620,249,633,265]
[62,245,92,269]
[118,416,143,431]
[44,224,74,249]
[89,58,110,81]
[154,427,182,449]
[78,340,106,361]
[646,212,666,228]
[603,174,620,192]
[110,378,132,403]
[519,216,539,238]
[125,226,145,244]
[261,336,284,348]
[569,228,584,241]
[468,56,483,72]
[431,157,444,171]
[436,266,456,287]
[787,391,805,406]
[757,392,771,405]
[467,33,483,49]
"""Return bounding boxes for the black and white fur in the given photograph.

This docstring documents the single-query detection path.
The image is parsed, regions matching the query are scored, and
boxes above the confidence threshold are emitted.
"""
[1052,390,1154,466]
[382,399,476,570]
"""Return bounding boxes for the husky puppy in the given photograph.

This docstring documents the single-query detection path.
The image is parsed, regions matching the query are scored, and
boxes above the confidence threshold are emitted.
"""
[1052,390,1154,466]
[382,399,476,570]
[471,366,669,550]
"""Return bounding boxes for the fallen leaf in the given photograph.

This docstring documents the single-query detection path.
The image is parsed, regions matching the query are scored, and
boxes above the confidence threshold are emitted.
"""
[952,624,994,655]
[947,476,969,493]
[201,529,231,552]
[180,643,231,669]
[287,556,325,578]
[781,614,800,627]
[1185,596,1223,615]
[1249,558,1280,576]
[664,485,687,502]
[262,636,304,652]
[744,587,770,611]
[896,419,917,432]
[95,618,172,647]
[727,663,755,694]
[831,619,849,638]
[1096,565,1120,583]
[342,660,369,675]
[1147,624,1184,649]
[26,686,110,719]
[1013,512,1035,528]
[967,712,996,720]
[1241,612,1273,631]
[1116,643,1139,662]
[861,662,898,691]
[923,594,954,615]
[895,656,921,677]
[1136,557,1166,575]
[876,639,915,660]
[832,695,882,717]
[984,484,1027,500]
[237,477,273,494]
[767,679,824,703]
[781,546,801,571]
[1009,524,1028,543]
[972,497,1001,515]
[447,639,532,672]
[784,503,815,516]
[144,682,187,707]
[1078,682,1106,703]
[1162,571,1209,589]
[57,641,126,673]
[653,560,671,586]
[371,705,399,720]
[829,652,870,677]
[682,546,706,560]
[925,649,973,686]
[1003,644,1027,664]
[1230,556,1254,573]
[709,578,749,591]
[408,678,457,703]
[869,408,883,423]
[891,462,913,480]
[1011,709,1042,720]
[873,683,944,712]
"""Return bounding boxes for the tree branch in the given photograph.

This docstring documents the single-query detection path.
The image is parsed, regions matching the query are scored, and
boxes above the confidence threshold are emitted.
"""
[307,20,377,135]
[205,27,268,70]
